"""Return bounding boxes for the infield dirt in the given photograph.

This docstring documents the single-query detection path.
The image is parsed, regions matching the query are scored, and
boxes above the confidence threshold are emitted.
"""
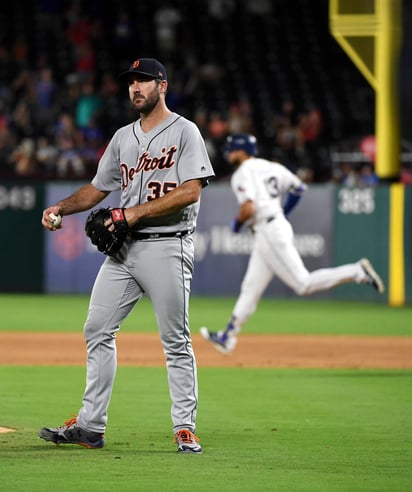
[1,333,411,368]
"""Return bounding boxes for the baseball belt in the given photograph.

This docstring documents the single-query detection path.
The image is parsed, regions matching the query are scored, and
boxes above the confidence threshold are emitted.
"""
[129,228,195,240]
[250,216,275,234]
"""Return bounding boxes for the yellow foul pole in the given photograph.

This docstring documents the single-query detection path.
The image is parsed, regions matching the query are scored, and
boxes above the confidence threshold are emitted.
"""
[330,1,405,305]
[329,0,402,180]
[376,0,402,180]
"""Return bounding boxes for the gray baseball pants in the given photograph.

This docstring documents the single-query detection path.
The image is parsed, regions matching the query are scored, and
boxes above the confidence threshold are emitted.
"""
[76,235,198,434]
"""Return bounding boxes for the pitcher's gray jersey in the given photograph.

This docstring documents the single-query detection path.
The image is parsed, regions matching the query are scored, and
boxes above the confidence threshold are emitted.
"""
[92,113,215,232]
[231,157,302,225]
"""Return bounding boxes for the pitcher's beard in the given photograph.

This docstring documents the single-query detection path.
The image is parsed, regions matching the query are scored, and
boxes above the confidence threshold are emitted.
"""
[132,94,159,114]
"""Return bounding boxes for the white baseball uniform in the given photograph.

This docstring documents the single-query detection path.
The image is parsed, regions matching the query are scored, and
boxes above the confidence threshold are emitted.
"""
[230,156,368,327]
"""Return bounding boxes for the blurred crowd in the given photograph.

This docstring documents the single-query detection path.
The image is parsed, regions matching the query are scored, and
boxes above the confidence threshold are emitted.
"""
[0,0,384,185]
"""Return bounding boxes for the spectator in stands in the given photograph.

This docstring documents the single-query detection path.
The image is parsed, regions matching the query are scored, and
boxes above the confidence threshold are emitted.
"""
[0,108,16,174]
[65,2,94,49]
[64,2,98,81]
[245,0,273,16]
[35,135,59,176]
[11,99,35,140]
[54,112,85,177]
[273,99,300,130]
[80,114,106,172]
[75,78,103,130]
[154,2,182,56]
[98,71,122,135]
[227,100,255,135]
[274,115,305,171]
[12,35,29,70]
[299,105,323,145]
[112,11,134,59]
[10,138,37,176]
[400,163,412,185]
[193,108,218,163]
[358,163,379,186]
[208,0,236,20]
[206,111,232,179]
[296,104,324,181]
[272,98,312,173]
[197,62,224,90]
[207,111,229,142]
[74,40,96,80]
[34,67,58,135]
[332,161,359,187]
[165,79,187,114]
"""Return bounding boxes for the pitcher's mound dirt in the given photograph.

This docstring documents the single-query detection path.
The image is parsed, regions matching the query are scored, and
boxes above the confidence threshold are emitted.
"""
[0,333,411,368]
[0,427,16,433]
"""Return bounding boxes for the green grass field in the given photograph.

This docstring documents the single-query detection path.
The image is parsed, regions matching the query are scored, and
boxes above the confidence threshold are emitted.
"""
[1,294,411,335]
[0,294,411,491]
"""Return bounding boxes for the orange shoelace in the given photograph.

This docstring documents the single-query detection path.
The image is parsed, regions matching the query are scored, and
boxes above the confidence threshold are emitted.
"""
[62,415,77,428]
[174,429,200,443]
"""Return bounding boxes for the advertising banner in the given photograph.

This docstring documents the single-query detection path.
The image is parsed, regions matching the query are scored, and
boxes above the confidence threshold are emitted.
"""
[191,183,334,297]
[44,182,335,297]
[45,184,120,293]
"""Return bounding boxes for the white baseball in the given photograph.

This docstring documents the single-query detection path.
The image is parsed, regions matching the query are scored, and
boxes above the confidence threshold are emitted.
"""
[49,213,62,227]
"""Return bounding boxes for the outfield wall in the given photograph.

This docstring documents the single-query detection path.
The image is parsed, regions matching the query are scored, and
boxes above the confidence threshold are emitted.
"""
[1,180,410,304]
[1,182,45,292]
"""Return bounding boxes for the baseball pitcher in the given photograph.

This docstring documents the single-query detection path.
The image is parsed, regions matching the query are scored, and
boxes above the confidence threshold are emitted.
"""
[39,58,215,453]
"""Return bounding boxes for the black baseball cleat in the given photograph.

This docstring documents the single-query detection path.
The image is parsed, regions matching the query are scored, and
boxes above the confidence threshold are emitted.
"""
[39,416,105,449]
[360,258,385,294]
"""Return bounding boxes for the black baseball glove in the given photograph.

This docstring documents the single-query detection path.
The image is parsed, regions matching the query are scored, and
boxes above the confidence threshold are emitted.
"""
[85,207,129,256]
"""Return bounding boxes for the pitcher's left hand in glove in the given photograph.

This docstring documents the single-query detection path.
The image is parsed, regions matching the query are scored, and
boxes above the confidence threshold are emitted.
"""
[85,207,129,256]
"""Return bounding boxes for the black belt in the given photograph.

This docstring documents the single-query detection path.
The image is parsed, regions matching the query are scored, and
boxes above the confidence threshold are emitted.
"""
[129,228,194,240]
[250,217,275,234]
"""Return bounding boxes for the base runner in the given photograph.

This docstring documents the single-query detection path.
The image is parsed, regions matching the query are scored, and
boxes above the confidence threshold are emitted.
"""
[200,133,384,354]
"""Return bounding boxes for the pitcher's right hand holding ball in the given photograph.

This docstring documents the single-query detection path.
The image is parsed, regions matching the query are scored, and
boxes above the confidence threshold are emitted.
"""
[42,207,63,231]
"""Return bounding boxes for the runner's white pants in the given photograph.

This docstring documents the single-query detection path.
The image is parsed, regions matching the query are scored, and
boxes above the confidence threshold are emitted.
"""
[232,215,366,327]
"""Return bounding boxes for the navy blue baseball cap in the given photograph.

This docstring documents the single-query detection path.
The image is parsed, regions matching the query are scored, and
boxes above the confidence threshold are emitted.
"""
[224,134,258,156]
[118,58,167,81]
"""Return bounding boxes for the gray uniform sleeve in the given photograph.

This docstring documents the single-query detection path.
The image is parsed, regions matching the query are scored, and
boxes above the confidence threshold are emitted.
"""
[91,126,130,192]
[176,119,215,186]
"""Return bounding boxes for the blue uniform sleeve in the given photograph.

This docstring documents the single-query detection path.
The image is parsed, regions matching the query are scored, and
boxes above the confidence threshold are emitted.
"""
[283,183,307,216]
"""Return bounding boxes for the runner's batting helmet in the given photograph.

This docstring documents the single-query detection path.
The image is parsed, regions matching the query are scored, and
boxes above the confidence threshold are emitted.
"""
[224,134,258,156]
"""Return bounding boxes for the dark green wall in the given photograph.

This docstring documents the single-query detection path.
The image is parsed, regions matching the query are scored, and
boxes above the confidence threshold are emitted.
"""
[1,182,45,292]
[333,186,389,301]
[332,185,412,303]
